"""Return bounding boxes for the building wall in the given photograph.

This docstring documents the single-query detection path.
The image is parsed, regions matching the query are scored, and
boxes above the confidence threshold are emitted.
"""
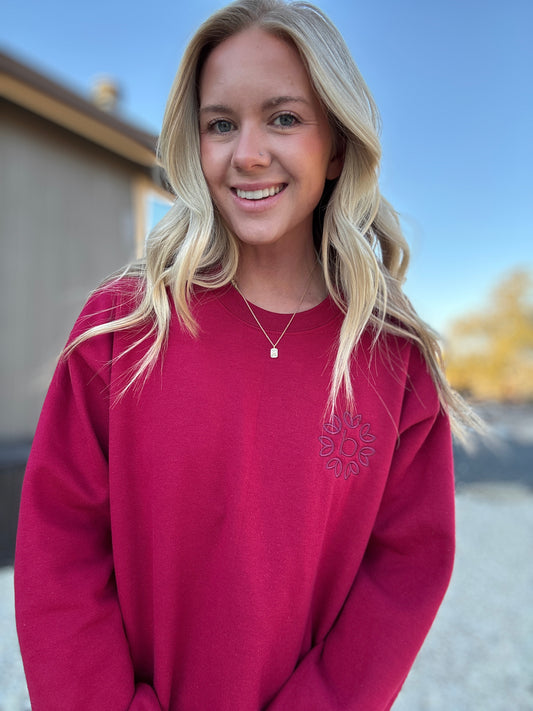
[1,100,141,439]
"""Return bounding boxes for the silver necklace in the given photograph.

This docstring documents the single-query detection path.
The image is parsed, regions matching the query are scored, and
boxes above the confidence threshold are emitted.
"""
[231,263,317,359]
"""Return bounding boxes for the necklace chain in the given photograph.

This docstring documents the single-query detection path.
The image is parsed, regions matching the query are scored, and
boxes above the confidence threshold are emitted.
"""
[231,262,317,359]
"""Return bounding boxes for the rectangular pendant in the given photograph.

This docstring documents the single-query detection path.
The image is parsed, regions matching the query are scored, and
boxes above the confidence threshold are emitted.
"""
[270,347,279,359]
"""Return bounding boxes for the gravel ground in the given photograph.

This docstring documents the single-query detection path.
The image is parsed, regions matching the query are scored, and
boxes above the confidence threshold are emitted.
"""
[394,482,533,711]
[1,481,532,711]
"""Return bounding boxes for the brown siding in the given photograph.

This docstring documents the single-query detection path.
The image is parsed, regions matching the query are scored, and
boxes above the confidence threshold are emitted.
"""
[1,100,142,438]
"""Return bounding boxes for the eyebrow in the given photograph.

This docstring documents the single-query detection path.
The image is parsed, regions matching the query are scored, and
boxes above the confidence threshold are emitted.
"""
[263,95,309,109]
[199,95,309,115]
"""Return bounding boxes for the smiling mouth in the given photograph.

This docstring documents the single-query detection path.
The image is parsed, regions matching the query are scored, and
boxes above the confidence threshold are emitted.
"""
[234,185,286,200]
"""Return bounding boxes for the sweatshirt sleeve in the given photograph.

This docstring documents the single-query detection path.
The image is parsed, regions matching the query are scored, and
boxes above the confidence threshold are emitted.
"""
[266,349,455,711]
[15,289,162,710]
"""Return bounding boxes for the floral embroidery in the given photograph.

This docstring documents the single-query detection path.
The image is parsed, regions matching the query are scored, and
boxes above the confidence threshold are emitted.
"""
[319,411,376,480]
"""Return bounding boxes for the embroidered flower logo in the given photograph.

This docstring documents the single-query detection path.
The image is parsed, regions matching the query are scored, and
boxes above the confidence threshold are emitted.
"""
[319,412,376,480]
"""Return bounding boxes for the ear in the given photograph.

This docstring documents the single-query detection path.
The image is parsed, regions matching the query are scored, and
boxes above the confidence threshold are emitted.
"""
[326,143,344,180]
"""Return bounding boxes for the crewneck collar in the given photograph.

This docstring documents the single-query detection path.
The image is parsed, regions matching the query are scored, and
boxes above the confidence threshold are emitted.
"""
[212,283,342,334]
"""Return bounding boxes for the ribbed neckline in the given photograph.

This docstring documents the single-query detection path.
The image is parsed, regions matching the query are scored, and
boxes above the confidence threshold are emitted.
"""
[211,283,342,334]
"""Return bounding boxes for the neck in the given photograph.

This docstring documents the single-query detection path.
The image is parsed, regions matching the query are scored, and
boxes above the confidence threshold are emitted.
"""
[235,243,326,314]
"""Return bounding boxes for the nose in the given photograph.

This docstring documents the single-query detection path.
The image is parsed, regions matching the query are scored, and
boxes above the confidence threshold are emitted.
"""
[231,125,271,171]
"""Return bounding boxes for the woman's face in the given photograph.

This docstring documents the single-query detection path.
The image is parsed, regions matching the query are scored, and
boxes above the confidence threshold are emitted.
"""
[198,26,342,254]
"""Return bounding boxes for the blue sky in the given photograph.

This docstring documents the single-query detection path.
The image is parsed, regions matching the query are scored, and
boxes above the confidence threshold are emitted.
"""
[2,0,531,333]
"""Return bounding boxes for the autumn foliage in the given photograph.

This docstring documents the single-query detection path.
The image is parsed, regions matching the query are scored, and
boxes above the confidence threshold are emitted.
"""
[444,269,533,401]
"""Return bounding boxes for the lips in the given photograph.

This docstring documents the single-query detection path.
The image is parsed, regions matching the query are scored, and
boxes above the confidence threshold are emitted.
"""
[233,184,286,200]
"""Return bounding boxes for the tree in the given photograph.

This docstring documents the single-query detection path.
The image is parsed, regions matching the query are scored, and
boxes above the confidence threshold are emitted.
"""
[445,269,533,401]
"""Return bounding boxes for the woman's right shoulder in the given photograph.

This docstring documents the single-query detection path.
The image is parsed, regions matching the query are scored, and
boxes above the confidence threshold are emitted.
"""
[72,275,146,336]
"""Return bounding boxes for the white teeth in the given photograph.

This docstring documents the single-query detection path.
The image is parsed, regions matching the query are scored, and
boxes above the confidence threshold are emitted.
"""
[236,186,283,200]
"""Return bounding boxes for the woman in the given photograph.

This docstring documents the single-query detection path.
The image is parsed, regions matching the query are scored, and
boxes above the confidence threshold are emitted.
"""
[15,1,476,708]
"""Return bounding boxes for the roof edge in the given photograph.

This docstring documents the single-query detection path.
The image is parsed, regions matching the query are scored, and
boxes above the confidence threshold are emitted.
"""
[0,49,159,168]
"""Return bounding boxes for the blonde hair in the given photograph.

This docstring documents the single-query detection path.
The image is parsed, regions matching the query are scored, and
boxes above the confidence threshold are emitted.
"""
[68,0,479,438]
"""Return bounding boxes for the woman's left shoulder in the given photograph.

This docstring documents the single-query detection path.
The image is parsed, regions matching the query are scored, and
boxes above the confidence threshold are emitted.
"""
[361,327,442,413]
[359,326,426,375]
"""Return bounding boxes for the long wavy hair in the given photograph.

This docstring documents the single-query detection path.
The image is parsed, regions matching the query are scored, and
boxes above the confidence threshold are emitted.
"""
[67,0,478,438]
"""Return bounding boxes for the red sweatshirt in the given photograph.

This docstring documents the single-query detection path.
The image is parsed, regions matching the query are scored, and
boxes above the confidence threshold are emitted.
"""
[15,280,455,710]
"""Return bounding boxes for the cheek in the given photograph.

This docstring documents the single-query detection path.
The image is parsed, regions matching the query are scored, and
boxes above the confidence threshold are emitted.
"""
[300,134,334,176]
[199,147,227,213]
[199,141,220,186]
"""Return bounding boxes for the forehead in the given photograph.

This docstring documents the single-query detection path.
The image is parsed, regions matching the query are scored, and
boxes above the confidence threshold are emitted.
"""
[199,26,315,103]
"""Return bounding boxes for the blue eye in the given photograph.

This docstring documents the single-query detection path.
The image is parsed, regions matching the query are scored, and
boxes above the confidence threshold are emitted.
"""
[274,113,298,128]
[211,119,233,133]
